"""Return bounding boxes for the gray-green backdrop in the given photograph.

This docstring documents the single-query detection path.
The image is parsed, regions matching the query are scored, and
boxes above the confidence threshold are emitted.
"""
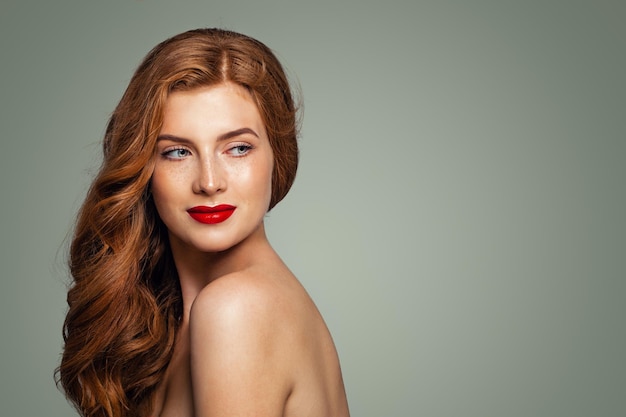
[1,1,624,416]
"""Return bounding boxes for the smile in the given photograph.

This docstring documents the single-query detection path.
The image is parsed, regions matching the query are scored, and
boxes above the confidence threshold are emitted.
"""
[187,205,236,224]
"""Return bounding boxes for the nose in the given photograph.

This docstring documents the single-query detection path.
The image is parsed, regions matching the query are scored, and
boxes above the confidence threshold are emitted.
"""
[193,156,226,195]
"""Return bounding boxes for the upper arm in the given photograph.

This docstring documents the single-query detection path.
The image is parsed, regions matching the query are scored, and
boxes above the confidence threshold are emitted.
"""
[189,275,294,417]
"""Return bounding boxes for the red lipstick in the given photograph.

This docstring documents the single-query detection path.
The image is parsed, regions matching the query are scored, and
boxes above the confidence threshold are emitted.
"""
[187,205,236,224]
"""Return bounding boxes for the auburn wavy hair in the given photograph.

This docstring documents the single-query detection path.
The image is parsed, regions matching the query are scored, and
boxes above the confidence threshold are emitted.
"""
[57,28,299,417]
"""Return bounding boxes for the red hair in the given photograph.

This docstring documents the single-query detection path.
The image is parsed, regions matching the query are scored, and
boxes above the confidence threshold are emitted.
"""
[58,28,299,417]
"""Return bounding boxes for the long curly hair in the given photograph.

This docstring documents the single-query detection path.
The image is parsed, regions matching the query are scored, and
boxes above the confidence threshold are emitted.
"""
[57,28,299,417]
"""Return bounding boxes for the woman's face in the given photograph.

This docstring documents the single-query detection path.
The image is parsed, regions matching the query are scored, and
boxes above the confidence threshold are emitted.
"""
[151,83,274,253]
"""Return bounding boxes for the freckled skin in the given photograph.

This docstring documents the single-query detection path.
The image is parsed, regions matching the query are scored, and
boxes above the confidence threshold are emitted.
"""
[151,83,274,255]
[150,83,350,417]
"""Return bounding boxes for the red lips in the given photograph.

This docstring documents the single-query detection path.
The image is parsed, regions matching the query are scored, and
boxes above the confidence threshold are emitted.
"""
[187,205,236,224]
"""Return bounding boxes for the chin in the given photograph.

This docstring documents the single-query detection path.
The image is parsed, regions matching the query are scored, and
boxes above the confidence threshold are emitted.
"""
[188,237,241,254]
[194,228,257,252]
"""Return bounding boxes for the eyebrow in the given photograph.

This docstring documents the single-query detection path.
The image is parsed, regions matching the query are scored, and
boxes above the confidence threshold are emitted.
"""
[156,127,259,144]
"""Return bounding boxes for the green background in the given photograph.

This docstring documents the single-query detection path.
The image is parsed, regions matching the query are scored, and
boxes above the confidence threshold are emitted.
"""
[1,1,624,416]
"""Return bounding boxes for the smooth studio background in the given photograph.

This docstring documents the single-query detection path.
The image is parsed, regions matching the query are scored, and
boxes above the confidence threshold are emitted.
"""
[1,1,624,416]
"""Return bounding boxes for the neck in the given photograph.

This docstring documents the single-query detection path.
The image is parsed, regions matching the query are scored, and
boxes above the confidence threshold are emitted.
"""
[169,222,274,319]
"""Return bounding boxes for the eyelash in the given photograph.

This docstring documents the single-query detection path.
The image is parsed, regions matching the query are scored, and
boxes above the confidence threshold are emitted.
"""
[161,147,191,160]
[160,143,254,160]
[227,144,253,156]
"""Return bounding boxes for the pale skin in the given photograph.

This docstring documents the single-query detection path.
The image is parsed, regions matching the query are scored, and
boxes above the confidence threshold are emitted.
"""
[149,83,350,417]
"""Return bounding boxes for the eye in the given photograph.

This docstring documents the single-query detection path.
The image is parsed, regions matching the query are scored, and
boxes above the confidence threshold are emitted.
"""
[228,144,253,156]
[162,147,191,159]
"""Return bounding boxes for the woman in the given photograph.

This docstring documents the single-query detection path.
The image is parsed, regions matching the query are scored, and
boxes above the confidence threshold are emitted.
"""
[58,28,350,417]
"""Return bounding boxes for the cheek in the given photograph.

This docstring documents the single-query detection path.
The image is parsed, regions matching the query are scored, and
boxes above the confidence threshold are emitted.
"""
[238,160,273,211]
[237,151,273,193]
[237,164,271,198]
[150,181,169,220]
[150,171,166,205]
[150,167,183,212]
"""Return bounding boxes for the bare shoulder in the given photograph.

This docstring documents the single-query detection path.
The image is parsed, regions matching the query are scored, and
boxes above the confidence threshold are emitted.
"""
[189,266,304,331]
[188,266,323,362]
[187,268,306,415]
[188,268,350,417]
[187,264,327,377]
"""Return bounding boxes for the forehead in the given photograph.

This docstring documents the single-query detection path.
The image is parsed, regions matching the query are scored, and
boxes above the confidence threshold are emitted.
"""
[160,83,266,137]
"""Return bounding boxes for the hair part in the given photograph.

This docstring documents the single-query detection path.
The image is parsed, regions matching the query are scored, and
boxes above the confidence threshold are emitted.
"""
[58,28,300,417]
